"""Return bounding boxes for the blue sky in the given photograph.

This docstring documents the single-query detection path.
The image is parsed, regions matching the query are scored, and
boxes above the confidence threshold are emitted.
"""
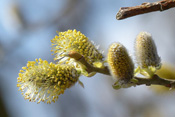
[0,0,175,117]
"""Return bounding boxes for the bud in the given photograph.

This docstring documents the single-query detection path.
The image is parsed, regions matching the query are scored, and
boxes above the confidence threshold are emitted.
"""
[107,42,134,83]
[51,29,103,68]
[17,58,80,104]
[135,32,161,76]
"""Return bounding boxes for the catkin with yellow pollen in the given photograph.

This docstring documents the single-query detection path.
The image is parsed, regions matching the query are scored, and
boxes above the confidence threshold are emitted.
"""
[107,42,134,83]
[17,58,80,104]
[51,29,103,68]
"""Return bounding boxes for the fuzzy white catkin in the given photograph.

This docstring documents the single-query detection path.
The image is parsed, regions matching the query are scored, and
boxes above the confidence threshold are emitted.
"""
[135,32,161,69]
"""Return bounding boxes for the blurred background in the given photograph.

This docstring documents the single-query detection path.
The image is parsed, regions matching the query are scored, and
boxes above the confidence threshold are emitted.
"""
[0,0,175,117]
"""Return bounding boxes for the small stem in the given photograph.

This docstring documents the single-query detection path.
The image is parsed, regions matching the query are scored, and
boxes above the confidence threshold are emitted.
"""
[116,0,175,20]
[68,51,110,75]
[91,66,110,75]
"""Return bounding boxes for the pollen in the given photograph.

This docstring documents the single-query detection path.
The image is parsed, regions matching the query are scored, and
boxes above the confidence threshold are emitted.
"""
[107,42,134,82]
[17,58,80,104]
[51,29,103,67]
[135,32,161,69]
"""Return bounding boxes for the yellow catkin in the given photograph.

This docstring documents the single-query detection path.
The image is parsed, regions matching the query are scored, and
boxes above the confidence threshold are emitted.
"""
[135,32,161,69]
[51,29,103,67]
[17,58,80,104]
[107,42,134,82]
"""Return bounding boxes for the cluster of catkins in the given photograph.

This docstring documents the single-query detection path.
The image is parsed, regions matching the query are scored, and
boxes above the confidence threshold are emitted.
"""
[17,30,161,104]
[17,29,104,104]
[108,32,161,87]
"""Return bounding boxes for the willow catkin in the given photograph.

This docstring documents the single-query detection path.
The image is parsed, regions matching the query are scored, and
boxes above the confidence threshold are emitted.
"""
[107,42,134,82]
[51,29,103,66]
[135,32,161,69]
[17,58,80,104]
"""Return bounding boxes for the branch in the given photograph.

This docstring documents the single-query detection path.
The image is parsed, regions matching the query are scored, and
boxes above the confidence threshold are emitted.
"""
[135,75,175,88]
[116,0,175,20]
[68,51,175,88]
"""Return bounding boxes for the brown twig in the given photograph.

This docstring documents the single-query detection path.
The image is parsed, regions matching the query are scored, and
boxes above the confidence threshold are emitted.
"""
[68,51,175,88]
[135,75,175,87]
[116,0,175,20]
